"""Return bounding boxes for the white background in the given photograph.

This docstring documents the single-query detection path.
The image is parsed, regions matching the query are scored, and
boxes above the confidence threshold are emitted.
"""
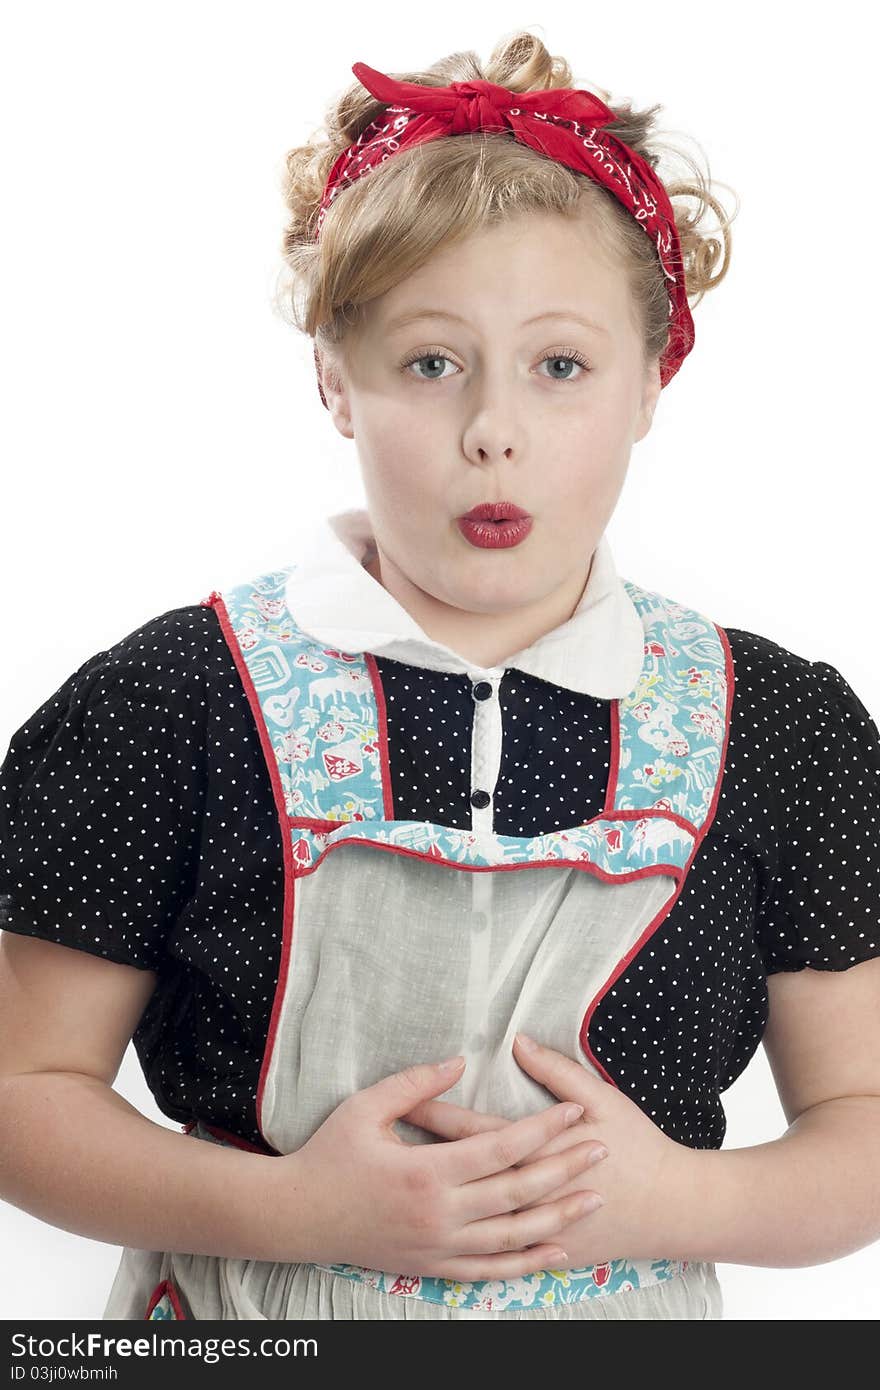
[1,0,878,1321]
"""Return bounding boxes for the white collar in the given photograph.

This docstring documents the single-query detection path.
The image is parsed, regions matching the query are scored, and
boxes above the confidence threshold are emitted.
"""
[283,508,645,699]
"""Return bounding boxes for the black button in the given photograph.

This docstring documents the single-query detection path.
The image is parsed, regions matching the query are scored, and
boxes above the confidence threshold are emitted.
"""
[472,680,493,701]
[470,788,491,809]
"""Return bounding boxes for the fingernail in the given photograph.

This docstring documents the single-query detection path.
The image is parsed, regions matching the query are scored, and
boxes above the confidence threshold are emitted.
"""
[437,1054,464,1071]
[592,1146,609,1162]
[563,1104,585,1125]
[515,1032,537,1052]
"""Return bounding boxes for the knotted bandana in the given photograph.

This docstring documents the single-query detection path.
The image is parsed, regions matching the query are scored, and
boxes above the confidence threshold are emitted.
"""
[312,60,694,402]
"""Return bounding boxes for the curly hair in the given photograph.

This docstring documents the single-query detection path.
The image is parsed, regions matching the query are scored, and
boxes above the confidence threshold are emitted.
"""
[273,29,738,387]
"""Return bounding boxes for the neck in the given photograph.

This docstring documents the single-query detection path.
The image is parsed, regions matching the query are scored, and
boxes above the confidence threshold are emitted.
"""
[362,548,594,670]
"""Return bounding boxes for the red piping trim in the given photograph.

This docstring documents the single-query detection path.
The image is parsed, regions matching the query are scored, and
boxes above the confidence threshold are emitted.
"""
[145,1279,186,1320]
[288,805,696,837]
[578,622,736,1084]
[288,831,683,883]
[202,591,291,1157]
[364,651,394,819]
[182,1118,275,1155]
[289,816,352,832]
[604,694,622,815]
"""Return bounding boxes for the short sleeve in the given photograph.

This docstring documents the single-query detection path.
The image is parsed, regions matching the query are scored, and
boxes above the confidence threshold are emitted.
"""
[756,660,880,974]
[0,631,205,972]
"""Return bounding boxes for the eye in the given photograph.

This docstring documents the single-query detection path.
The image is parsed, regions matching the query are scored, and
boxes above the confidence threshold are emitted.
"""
[537,348,592,381]
[400,349,459,382]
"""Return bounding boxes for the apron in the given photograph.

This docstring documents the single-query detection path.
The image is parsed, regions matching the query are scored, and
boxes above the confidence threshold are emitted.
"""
[104,565,730,1320]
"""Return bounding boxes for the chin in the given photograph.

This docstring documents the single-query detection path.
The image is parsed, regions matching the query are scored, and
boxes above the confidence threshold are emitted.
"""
[462,580,538,612]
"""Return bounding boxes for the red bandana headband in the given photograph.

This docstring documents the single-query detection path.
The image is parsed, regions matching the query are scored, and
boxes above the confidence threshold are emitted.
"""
[311,61,695,404]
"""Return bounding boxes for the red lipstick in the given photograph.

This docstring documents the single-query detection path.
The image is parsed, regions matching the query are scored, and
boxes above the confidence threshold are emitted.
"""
[457,500,533,550]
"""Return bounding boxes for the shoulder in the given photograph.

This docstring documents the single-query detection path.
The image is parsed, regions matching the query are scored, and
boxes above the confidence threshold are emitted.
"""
[82,603,233,715]
[99,602,227,679]
[721,624,862,744]
[716,624,878,838]
[725,623,830,688]
[4,604,231,762]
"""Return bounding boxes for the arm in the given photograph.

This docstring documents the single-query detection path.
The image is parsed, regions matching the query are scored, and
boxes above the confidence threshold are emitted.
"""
[0,933,599,1280]
[0,1069,285,1261]
[675,957,880,1267]
[0,932,291,1262]
[402,960,880,1271]
[678,659,880,1267]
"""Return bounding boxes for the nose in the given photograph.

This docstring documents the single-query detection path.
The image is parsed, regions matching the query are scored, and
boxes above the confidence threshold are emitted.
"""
[461,368,523,467]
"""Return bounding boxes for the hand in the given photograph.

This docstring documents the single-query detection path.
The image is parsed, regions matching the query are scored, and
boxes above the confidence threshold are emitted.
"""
[401,1033,696,1268]
[271,1053,609,1280]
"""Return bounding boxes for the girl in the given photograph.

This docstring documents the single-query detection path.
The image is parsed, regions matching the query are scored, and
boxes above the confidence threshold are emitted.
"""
[1,31,879,1322]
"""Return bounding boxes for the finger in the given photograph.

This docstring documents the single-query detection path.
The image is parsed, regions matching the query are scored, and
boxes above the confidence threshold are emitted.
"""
[361,1057,466,1127]
[510,1119,601,1168]
[516,1142,608,1210]
[430,1242,570,1282]
[454,1139,607,1223]
[513,1034,606,1115]
[406,1101,603,1175]
[434,1100,586,1185]
[402,1097,508,1139]
[453,1184,605,1256]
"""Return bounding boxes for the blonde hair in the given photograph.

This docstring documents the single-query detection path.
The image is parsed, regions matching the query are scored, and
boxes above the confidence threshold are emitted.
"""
[274,30,738,385]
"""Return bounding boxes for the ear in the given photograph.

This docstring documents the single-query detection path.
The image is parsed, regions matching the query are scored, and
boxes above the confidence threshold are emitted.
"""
[633,354,662,443]
[314,344,354,440]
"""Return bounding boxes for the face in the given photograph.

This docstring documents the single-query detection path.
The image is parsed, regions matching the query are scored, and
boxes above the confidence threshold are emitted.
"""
[318,209,662,665]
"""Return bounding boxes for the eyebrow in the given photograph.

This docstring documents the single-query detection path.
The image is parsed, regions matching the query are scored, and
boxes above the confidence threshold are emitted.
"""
[384,308,610,336]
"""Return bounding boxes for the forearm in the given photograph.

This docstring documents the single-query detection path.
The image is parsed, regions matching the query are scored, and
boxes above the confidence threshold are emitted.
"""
[0,1071,291,1262]
[673,1095,880,1267]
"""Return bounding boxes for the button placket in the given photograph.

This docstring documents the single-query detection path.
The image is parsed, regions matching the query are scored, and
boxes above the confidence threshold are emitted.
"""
[468,673,502,836]
[458,673,503,1110]
[461,850,495,1108]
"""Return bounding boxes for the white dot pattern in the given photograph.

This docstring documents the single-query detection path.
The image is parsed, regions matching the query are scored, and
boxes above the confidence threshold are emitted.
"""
[1,610,878,1150]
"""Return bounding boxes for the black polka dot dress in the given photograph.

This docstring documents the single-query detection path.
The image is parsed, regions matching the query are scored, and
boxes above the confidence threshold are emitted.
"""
[2,508,879,1321]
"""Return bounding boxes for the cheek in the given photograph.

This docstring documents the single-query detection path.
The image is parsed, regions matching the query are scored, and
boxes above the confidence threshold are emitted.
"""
[359,424,448,507]
[360,406,434,467]
[551,445,620,501]
[578,400,631,451]
[554,411,635,495]
[359,450,435,535]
